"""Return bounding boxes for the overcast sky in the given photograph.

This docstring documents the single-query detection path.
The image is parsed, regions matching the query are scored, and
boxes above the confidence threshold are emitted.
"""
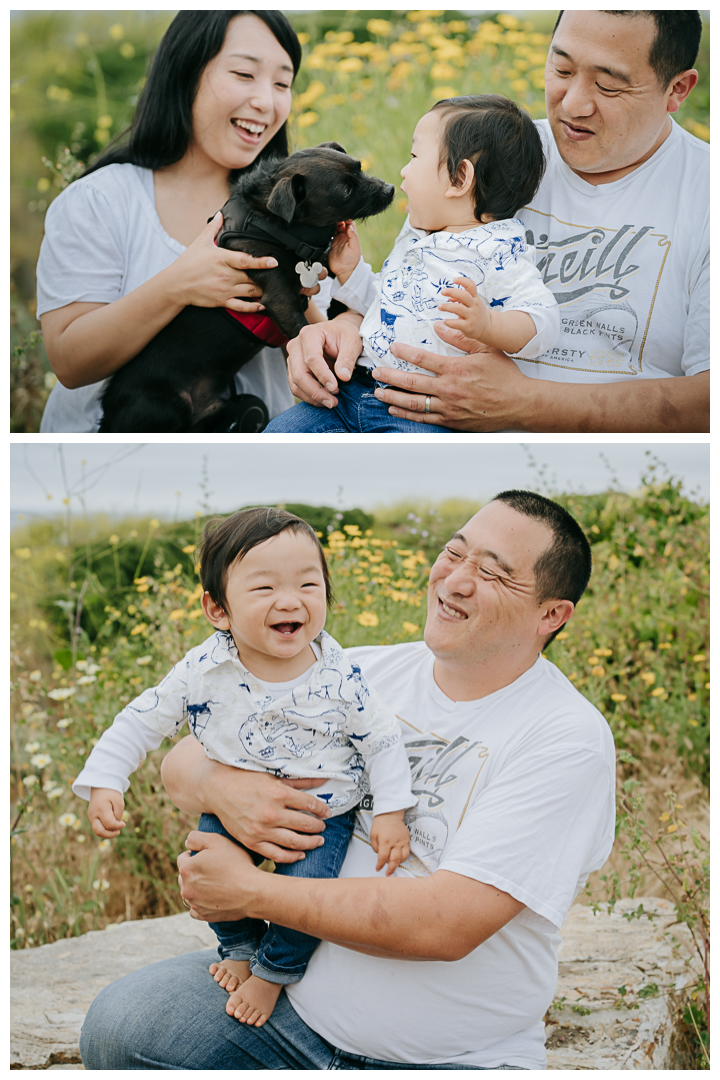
[10,441,708,524]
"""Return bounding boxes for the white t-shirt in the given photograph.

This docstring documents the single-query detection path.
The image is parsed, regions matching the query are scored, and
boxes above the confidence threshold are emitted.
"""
[514,119,709,381]
[332,217,559,375]
[287,642,616,1069]
[72,631,415,817]
[35,162,304,432]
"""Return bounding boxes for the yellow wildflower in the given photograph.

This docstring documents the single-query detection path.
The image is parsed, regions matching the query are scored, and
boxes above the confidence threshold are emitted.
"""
[337,57,364,73]
[357,611,379,628]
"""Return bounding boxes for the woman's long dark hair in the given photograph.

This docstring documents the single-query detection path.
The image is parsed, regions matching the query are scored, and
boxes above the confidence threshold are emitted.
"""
[82,11,301,180]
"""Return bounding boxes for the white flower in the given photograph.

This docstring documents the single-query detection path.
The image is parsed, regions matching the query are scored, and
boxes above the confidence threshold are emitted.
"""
[47,787,64,800]
[31,753,52,768]
[77,660,101,675]
[22,775,39,788]
[58,812,77,827]
[92,878,110,891]
[24,741,40,753]
[28,670,43,682]
[57,719,71,729]
[136,655,152,666]
[47,687,76,701]
[98,839,111,851]
[76,834,87,843]
[76,675,97,685]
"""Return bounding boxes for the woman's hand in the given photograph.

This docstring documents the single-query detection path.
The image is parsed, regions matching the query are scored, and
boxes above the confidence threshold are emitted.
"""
[286,313,364,406]
[161,736,332,864]
[169,211,278,312]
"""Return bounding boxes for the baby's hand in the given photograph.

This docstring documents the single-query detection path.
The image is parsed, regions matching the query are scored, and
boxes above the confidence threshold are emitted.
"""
[88,787,126,839]
[329,221,362,286]
[438,277,492,343]
[370,809,411,876]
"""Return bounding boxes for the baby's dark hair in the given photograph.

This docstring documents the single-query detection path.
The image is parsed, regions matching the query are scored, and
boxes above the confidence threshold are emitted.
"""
[430,94,546,222]
[200,506,332,613]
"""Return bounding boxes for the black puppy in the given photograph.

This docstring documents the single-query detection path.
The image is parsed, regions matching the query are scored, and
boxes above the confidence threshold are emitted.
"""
[98,143,394,432]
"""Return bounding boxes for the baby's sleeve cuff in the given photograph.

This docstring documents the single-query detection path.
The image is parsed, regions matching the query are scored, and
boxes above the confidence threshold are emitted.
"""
[330,259,377,316]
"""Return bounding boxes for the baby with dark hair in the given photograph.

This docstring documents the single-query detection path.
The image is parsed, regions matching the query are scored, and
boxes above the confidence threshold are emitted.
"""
[267,94,559,434]
[72,507,414,1028]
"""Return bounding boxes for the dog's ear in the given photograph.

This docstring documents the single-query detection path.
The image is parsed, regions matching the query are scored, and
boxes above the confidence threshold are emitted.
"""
[317,141,347,156]
[267,173,307,221]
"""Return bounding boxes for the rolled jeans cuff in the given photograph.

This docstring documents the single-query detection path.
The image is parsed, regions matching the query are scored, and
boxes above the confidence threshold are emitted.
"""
[249,958,304,986]
[218,943,257,963]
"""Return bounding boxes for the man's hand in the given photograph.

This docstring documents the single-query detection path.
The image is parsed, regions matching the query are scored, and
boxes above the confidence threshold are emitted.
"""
[370,810,411,876]
[178,830,257,921]
[286,314,364,407]
[372,322,710,433]
[88,787,126,838]
[160,736,332,864]
[372,321,528,432]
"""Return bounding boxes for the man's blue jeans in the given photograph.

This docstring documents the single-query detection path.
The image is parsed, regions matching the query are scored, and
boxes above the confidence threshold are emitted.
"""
[265,368,449,434]
[198,810,355,985]
[79,949,526,1068]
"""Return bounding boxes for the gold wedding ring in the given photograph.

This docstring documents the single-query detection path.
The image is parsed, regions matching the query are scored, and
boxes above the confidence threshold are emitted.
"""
[425,395,432,414]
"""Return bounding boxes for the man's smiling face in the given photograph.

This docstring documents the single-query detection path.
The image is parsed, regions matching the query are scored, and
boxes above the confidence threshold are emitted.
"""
[545,11,687,184]
[424,501,555,669]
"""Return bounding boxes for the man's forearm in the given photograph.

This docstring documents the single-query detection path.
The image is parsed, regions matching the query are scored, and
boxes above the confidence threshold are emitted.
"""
[203,854,523,962]
[519,369,709,433]
[161,735,217,815]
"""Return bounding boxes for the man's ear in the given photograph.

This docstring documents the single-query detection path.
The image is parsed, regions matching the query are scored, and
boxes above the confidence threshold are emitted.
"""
[445,158,475,200]
[538,599,574,639]
[267,173,307,221]
[201,591,231,630]
[666,68,698,113]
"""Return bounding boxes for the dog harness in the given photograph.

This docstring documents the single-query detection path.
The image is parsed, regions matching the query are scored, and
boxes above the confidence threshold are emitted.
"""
[217,204,335,266]
[214,202,336,348]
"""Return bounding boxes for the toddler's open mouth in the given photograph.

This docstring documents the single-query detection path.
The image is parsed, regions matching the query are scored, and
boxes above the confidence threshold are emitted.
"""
[271,622,303,636]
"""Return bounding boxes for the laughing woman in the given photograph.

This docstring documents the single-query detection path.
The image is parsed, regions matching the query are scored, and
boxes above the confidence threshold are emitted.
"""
[37,11,314,432]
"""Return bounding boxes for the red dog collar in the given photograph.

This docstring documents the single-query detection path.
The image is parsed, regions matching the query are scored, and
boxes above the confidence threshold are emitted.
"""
[223,308,289,348]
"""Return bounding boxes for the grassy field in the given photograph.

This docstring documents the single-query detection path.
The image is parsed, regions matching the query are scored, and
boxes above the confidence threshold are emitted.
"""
[10,10,711,430]
[11,471,709,947]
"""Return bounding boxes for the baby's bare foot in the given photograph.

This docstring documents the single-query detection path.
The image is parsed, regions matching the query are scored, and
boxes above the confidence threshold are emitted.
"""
[227,974,282,1027]
[209,958,251,993]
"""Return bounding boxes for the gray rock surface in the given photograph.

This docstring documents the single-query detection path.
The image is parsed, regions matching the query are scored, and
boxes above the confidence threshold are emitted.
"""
[11,914,217,1069]
[11,899,700,1070]
[546,897,701,1070]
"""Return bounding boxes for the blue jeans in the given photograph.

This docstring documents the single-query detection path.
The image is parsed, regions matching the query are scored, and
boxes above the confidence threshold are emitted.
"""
[198,810,355,985]
[79,949,526,1068]
[265,368,449,433]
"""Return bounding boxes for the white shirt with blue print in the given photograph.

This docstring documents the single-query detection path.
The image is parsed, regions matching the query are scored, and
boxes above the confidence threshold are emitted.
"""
[332,216,559,375]
[73,629,416,817]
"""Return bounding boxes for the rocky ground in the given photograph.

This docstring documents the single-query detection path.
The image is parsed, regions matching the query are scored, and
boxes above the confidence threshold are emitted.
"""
[11,897,700,1070]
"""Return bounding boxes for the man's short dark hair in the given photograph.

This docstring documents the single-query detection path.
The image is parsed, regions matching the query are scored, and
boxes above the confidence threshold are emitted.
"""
[430,95,546,222]
[553,11,703,89]
[200,506,332,614]
[491,490,592,645]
